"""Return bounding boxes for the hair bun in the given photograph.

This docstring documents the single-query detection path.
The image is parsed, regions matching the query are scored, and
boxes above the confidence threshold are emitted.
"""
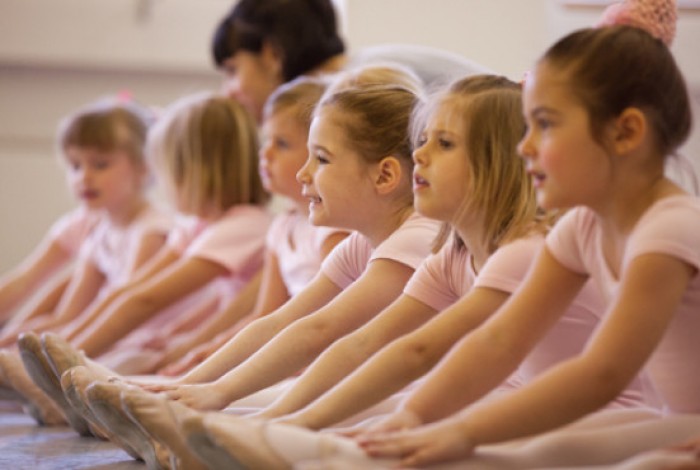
[596,0,677,46]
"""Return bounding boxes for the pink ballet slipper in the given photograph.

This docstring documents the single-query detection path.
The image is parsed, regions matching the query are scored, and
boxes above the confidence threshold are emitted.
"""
[121,387,208,470]
[17,331,92,435]
[85,381,167,470]
[183,412,290,470]
[0,350,66,426]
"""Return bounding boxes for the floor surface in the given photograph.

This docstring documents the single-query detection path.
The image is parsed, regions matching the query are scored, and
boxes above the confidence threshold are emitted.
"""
[0,402,143,470]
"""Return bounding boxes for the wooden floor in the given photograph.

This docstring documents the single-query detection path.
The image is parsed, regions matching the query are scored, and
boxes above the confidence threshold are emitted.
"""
[0,402,143,470]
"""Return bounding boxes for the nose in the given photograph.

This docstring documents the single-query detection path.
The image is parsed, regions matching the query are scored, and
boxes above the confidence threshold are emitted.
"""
[76,166,93,183]
[221,74,241,99]
[260,140,273,163]
[412,145,428,166]
[517,129,536,161]
[296,155,314,184]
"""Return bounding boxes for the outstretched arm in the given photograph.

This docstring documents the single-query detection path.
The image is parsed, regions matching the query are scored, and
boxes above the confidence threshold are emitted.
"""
[164,270,342,387]
[361,250,692,467]
[0,238,72,324]
[257,295,437,422]
[59,245,180,341]
[164,258,415,410]
[6,258,106,338]
[152,270,262,369]
[0,273,70,346]
[280,286,509,429]
[72,255,227,357]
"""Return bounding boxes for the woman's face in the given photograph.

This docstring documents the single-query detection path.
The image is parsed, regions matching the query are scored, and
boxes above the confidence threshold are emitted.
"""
[221,47,284,123]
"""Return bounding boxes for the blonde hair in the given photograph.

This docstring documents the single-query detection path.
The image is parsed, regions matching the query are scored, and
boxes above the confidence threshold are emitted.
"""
[57,97,153,169]
[315,84,420,207]
[319,84,419,176]
[148,93,269,215]
[326,62,424,96]
[263,75,329,130]
[423,75,543,253]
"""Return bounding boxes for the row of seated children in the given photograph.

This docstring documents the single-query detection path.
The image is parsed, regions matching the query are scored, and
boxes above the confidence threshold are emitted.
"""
[2,0,700,467]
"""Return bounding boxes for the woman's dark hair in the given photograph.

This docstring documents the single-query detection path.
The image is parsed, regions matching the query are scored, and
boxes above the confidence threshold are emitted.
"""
[212,0,345,81]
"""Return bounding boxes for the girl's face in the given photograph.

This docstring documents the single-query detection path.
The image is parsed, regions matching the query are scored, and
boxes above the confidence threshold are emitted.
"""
[297,105,375,229]
[518,63,613,211]
[412,102,470,223]
[221,49,284,124]
[260,108,309,204]
[64,146,145,214]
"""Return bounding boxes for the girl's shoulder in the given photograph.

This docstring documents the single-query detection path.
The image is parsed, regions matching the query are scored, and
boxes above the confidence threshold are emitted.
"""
[126,202,174,235]
[476,234,546,293]
[48,207,102,254]
[628,195,700,266]
[371,212,443,271]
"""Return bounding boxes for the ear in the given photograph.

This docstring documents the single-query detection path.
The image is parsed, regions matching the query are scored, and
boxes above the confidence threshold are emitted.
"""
[372,156,404,195]
[260,40,284,79]
[610,107,647,155]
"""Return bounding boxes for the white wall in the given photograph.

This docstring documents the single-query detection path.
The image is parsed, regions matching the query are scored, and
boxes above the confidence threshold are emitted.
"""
[1,0,699,273]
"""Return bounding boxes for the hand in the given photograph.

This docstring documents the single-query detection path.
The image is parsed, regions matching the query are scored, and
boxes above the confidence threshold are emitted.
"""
[162,383,230,411]
[357,419,475,468]
[667,436,700,455]
[357,409,423,438]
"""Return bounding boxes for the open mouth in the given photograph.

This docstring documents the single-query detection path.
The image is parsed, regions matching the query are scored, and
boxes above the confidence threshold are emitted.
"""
[413,173,428,189]
[527,169,546,187]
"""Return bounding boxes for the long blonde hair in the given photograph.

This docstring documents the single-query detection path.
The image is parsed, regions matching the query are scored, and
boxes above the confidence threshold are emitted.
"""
[422,75,544,253]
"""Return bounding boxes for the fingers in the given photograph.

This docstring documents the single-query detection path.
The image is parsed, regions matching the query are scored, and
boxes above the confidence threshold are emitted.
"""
[358,432,417,459]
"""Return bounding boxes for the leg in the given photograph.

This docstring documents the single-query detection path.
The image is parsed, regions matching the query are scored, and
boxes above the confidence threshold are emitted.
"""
[185,412,391,469]
[435,414,700,469]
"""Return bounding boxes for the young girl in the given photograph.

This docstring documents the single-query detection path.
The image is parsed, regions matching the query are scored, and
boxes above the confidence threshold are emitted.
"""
[0,98,169,344]
[0,96,171,423]
[8,92,271,432]
[144,76,350,375]
[351,25,699,468]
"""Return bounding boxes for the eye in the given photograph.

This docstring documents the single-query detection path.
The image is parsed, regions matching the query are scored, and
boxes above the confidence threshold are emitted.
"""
[223,62,237,77]
[415,134,428,148]
[315,152,329,164]
[275,137,290,150]
[93,159,111,170]
[536,118,552,130]
[438,137,454,150]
